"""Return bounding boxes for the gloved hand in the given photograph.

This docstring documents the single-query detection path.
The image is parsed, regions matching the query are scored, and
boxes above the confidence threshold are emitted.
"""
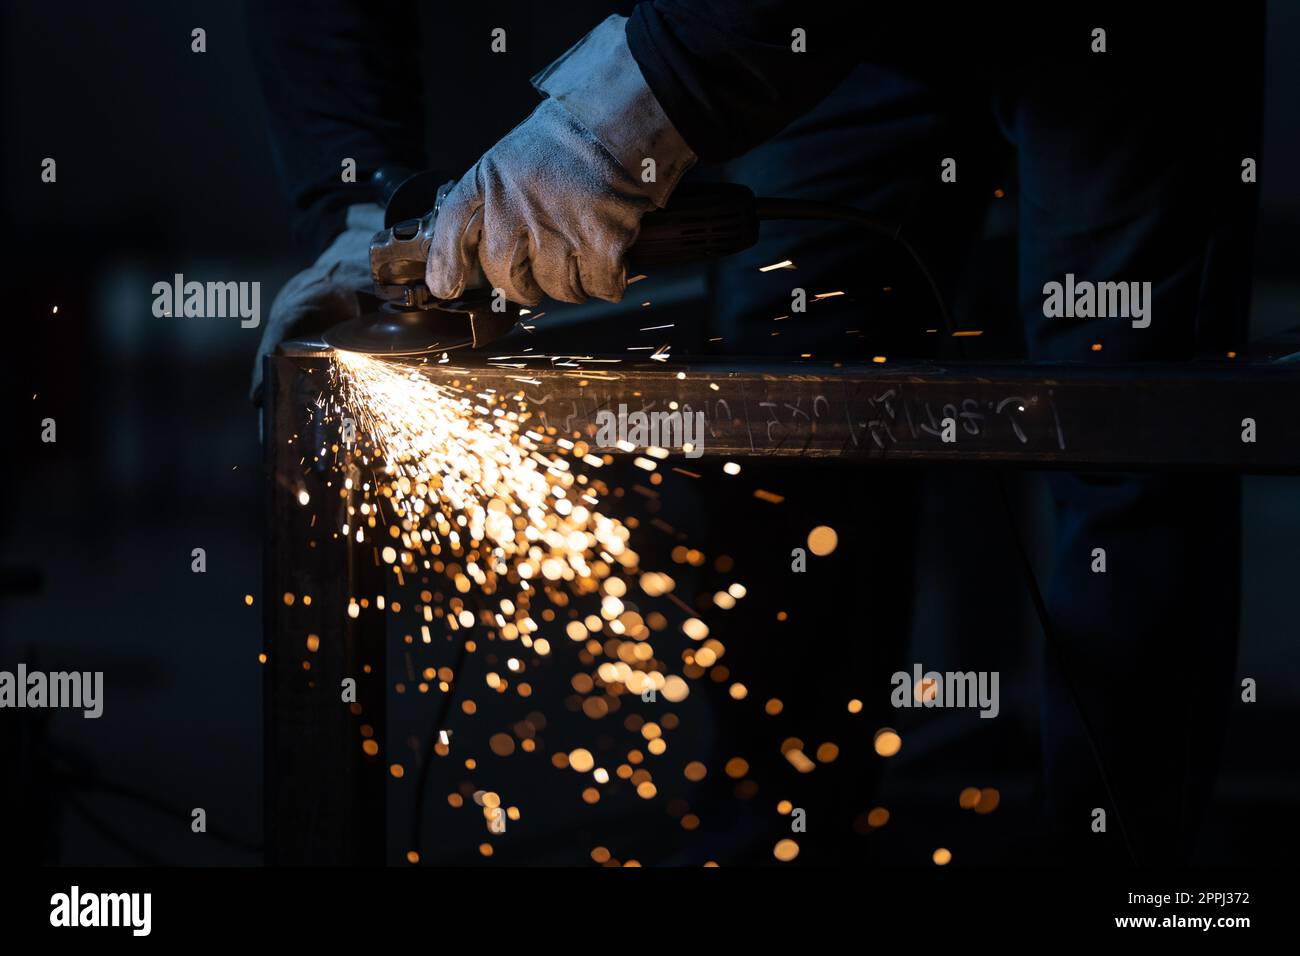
[426,14,696,307]
[249,203,384,402]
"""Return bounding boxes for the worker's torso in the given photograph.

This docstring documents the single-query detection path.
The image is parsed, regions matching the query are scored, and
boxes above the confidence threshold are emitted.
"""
[414,2,635,174]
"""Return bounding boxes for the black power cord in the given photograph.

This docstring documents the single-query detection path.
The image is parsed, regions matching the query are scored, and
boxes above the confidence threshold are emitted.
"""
[753,197,956,338]
[408,617,472,863]
[62,791,169,866]
[992,473,1140,865]
[45,748,263,860]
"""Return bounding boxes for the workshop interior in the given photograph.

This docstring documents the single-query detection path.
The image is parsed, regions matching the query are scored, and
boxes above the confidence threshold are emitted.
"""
[1,0,1297,919]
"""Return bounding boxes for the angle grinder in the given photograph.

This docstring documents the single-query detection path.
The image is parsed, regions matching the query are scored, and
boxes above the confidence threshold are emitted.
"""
[321,168,762,356]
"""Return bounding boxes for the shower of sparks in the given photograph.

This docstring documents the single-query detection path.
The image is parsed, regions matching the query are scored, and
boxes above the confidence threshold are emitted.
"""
[328,350,730,851]
[331,352,661,651]
[312,347,981,866]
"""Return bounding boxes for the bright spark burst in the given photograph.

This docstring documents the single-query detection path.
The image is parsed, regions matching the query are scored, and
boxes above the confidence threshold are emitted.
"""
[334,350,635,597]
[329,351,704,832]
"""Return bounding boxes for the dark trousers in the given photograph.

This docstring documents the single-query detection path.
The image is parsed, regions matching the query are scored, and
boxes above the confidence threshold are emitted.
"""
[700,11,1262,864]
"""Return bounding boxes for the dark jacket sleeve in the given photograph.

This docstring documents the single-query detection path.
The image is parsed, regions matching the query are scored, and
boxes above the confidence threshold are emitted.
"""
[625,0,859,162]
[245,0,427,255]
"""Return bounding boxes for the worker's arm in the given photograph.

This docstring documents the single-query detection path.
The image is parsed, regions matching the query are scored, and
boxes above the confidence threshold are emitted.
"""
[249,203,384,403]
[625,0,858,162]
[245,0,426,401]
[425,5,856,307]
[244,0,426,256]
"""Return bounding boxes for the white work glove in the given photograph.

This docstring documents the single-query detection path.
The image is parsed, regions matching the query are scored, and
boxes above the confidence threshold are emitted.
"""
[425,15,696,307]
[250,203,384,401]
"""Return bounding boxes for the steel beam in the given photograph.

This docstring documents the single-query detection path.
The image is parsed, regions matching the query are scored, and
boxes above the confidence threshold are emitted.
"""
[279,341,1300,472]
[263,354,387,865]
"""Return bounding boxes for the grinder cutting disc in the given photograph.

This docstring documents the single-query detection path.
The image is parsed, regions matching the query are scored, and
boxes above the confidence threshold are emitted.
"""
[324,297,521,356]
[323,301,474,355]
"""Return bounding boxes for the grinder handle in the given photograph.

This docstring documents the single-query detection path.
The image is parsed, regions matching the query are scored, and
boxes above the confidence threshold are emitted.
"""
[628,183,758,269]
[370,176,759,296]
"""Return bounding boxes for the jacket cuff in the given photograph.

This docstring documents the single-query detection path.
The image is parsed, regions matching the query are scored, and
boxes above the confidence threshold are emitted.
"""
[532,15,696,207]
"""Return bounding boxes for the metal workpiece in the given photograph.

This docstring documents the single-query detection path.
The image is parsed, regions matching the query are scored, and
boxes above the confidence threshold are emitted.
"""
[276,342,1300,472]
[263,352,387,865]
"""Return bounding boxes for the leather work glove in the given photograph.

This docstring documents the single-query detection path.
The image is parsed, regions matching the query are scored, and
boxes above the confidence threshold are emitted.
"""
[425,15,696,307]
[249,203,384,403]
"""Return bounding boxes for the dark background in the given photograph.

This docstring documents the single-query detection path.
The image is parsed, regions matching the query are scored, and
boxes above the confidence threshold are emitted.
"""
[1,1,1296,865]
